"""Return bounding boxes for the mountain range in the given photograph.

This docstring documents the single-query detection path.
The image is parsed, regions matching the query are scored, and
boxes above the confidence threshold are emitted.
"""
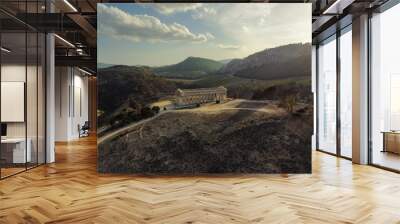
[152,57,224,79]
[219,43,311,80]
[149,43,310,80]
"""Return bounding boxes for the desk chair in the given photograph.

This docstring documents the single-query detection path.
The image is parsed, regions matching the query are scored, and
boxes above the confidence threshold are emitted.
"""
[78,121,90,138]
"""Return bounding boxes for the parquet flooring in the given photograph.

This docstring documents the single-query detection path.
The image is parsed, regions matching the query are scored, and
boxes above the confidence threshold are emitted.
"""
[1,136,400,223]
[1,167,26,178]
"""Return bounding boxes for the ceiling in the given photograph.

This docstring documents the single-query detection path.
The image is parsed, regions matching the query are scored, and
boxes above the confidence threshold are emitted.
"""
[311,0,390,43]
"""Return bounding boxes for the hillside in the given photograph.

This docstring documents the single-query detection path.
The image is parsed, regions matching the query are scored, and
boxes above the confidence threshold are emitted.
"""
[98,100,312,173]
[153,57,224,79]
[182,74,310,100]
[97,62,115,69]
[218,58,235,64]
[98,65,177,126]
[219,43,311,80]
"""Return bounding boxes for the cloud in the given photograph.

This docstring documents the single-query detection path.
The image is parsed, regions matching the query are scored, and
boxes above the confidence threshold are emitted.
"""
[98,4,212,43]
[152,3,203,15]
[192,6,217,19]
[209,4,310,55]
[205,32,215,40]
[150,3,216,19]
[216,4,274,27]
[217,44,241,50]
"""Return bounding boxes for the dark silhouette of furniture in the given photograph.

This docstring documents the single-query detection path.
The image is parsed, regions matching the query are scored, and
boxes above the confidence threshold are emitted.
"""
[79,121,90,138]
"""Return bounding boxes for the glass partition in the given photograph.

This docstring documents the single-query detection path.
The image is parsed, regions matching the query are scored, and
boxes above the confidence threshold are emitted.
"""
[27,31,38,169]
[317,35,337,154]
[38,32,45,165]
[0,2,46,179]
[1,31,28,177]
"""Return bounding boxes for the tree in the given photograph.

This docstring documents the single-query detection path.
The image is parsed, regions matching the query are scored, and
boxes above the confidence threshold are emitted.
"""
[282,95,297,114]
[141,106,154,118]
[128,97,141,111]
[151,106,160,114]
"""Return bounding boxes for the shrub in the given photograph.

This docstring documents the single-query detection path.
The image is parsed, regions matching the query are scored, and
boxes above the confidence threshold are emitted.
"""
[151,106,160,114]
[281,95,297,114]
[141,106,155,118]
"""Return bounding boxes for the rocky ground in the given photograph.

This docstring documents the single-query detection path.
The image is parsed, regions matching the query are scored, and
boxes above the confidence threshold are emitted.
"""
[98,100,313,174]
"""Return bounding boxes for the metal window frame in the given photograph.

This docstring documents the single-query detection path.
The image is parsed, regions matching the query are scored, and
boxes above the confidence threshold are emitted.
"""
[315,0,400,172]
[367,0,400,173]
[315,23,353,161]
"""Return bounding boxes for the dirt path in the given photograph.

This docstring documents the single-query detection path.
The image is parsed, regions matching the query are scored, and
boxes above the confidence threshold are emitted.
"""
[98,99,283,144]
[98,111,171,144]
[191,99,283,114]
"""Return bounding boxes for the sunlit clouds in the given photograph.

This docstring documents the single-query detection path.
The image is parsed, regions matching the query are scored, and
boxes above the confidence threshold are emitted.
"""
[98,3,311,66]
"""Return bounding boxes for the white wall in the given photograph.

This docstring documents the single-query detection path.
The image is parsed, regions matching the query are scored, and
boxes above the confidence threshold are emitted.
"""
[72,73,89,138]
[55,67,70,141]
[1,65,26,139]
[55,67,89,141]
[0,64,39,138]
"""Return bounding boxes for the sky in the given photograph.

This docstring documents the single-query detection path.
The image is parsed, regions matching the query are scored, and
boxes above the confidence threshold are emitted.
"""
[97,3,311,67]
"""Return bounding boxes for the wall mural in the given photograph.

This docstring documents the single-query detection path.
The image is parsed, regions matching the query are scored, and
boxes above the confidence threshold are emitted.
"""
[97,3,313,174]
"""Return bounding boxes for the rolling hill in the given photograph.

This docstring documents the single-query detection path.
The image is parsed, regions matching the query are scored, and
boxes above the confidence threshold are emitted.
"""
[98,100,312,173]
[98,65,177,116]
[219,43,311,80]
[97,62,116,69]
[218,58,235,64]
[183,74,310,100]
[153,57,224,79]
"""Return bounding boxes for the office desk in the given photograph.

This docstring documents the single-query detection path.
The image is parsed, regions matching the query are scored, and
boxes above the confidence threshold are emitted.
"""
[1,138,31,163]
[382,131,400,154]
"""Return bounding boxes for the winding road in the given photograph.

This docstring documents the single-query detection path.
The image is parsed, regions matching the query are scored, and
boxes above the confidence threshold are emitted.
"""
[98,111,171,144]
[98,99,287,144]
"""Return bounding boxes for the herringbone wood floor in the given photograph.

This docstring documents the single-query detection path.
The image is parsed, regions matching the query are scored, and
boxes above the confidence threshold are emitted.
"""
[1,136,400,224]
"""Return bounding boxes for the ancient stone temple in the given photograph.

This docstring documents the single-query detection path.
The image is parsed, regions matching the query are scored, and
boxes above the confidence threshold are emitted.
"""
[175,86,227,107]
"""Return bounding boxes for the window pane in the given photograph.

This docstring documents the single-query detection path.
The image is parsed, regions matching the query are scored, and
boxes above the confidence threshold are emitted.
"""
[312,45,317,150]
[371,3,400,171]
[318,36,337,154]
[340,28,352,158]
